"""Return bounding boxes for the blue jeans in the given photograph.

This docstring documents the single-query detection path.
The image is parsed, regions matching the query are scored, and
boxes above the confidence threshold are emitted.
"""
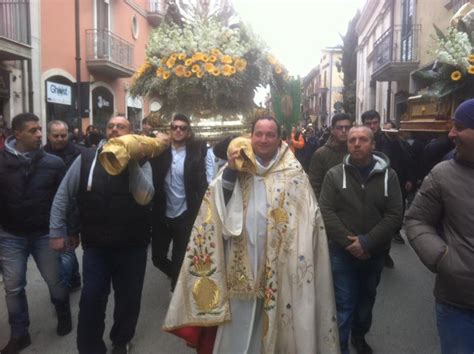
[0,233,69,338]
[60,249,80,287]
[77,246,147,354]
[436,301,474,354]
[329,244,386,354]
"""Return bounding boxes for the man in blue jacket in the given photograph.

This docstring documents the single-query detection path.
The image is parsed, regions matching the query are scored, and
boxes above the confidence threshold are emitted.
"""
[0,113,71,354]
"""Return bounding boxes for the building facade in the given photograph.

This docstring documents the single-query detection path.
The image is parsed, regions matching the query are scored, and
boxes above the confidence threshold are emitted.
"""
[302,46,343,128]
[0,0,167,138]
[355,0,468,124]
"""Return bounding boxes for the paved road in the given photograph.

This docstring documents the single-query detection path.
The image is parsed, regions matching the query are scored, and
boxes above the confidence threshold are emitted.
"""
[0,230,440,354]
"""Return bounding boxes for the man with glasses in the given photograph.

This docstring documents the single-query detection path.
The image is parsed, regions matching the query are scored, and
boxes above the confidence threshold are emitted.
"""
[49,116,157,354]
[309,113,352,199]
[150,113,208,292]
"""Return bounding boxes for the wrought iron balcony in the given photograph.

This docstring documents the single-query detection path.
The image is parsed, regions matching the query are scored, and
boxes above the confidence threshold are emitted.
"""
[372,24,421,82]
[0,0,32,60]
[146,0,168,27]
[86,29,135,78]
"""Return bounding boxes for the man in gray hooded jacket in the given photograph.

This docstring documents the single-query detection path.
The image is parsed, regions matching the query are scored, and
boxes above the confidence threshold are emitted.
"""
[319,125,403,354]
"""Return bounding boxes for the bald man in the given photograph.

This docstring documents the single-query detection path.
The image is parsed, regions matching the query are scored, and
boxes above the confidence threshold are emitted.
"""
[49,116,159,354]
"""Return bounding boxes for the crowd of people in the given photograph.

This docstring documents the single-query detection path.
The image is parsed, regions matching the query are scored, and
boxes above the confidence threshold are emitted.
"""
[0,99,472,354]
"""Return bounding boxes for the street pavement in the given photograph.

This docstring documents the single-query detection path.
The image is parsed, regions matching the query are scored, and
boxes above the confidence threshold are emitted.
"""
[0,230,440,354]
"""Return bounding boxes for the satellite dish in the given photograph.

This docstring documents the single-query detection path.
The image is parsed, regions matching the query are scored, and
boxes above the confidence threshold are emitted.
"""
[150,101,162,112]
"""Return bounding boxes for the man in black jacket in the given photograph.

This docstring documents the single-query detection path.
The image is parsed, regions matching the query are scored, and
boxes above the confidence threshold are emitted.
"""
[151,114,208,292]
[0,113,71,354]
[50,116,157,354]
[44,120,83,291]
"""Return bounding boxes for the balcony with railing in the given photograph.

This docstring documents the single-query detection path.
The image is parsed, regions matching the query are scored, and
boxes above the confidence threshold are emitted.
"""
[146,0,168,27]
[86,29,135,78]
[372,24,421,82]
[0,0,31,60]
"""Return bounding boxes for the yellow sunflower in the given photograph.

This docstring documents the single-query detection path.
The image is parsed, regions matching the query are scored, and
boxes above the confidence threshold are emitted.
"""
[191,64,201,73]
[162,71,170,80]
[267,54,277,65]
[205,63,215,72]
[174,65,186,77]
[222,64,233,76]
[193,52,205,62]
[468,65,474,75]
[275,66,283,75]
[208,55,217,63]
[166,57,176,69]
[155,67,163,77]
[211,68,221,76]
[469,54,474,63]
[234,58,247,72]
[201,54,209,63]
[196,71,204,78]
[451,70,462,81]
[184,58,193,66]
[211,48,222,57]
[184,71,192,78]
[221,55,233,64]
[230,66,236,74]
[178,53,186,61]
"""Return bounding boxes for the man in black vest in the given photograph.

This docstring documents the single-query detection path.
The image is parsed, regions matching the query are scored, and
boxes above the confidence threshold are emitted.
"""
[44,120,83,291]
[49,116,158,354]
[150,114,208,292]
[0,113,71,354]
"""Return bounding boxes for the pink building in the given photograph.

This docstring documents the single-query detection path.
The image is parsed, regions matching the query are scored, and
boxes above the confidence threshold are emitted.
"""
[0,0,167,135]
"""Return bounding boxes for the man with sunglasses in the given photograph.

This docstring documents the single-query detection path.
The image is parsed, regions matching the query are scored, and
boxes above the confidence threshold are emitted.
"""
[150,114,208,292]
[309,113,352,199]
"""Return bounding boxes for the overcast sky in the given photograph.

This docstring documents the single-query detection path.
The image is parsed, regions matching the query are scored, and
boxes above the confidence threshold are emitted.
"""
[233,0,366,78]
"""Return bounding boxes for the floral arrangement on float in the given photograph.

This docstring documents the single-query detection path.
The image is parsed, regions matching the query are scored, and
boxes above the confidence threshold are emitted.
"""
[130,2,288,119]
[412,2,474,97]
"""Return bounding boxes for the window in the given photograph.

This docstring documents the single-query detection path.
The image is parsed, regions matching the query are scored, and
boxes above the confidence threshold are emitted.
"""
[131,15,139,40]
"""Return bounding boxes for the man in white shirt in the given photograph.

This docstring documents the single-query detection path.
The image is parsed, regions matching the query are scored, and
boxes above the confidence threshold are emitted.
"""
[150,114,208,292]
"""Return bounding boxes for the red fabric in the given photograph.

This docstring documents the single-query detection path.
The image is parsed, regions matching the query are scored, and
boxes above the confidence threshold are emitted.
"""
[168,326,217,354]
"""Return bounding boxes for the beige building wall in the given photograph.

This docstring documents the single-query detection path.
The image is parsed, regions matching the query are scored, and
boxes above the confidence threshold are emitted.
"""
[416,0,455,68]
[356,0,392,122]
[319,47,343,125]
[355,0,468,124]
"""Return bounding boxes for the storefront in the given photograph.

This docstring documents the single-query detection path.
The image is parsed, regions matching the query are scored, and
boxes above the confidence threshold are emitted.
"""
[0,68,10,123]
[127,95,143,132]
[92,86,114,132]
[45,76,76,128]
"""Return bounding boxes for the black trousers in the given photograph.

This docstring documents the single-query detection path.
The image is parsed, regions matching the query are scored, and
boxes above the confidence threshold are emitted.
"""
[77,246,147,354]
[152,210,194,291]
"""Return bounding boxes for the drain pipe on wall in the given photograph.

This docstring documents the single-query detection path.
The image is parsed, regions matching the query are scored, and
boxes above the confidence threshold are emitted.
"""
[75,0,82,132]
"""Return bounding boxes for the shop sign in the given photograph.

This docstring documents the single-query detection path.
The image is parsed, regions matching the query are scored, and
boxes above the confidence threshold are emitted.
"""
[127,96,142,109]
[97,95,111,109]
[47,81,71,105]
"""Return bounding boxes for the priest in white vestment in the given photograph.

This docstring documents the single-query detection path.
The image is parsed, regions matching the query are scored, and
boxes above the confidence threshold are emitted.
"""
[163,117,340,354]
